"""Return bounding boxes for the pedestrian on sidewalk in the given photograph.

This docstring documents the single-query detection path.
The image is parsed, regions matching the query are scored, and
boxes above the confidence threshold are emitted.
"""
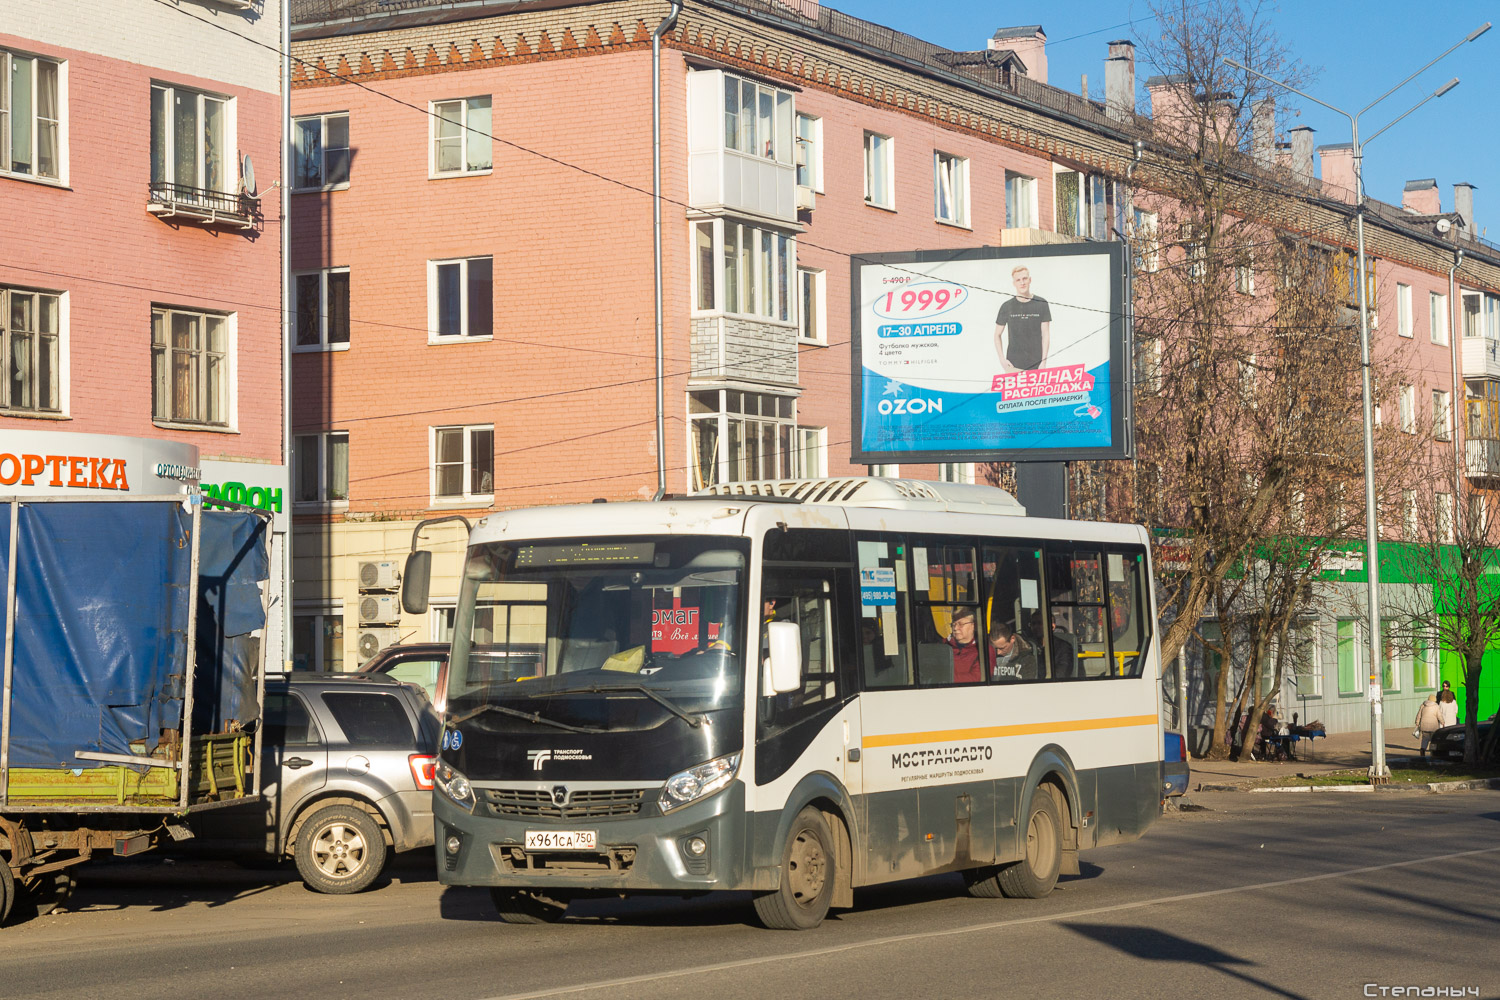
[1414,694,1443,756]
[1438,688,1458,729]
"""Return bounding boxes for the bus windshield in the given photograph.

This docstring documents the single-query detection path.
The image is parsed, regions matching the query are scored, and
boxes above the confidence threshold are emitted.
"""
[445,536,748,732]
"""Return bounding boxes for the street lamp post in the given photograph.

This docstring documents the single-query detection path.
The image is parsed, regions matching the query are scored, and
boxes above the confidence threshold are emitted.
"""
[1227,20,1489,783]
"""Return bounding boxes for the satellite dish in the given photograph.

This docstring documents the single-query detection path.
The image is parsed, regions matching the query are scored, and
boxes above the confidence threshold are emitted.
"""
[240,153,257,198]
[1435,217,1452,235]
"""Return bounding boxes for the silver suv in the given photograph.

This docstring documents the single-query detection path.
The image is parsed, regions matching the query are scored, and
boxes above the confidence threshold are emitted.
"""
[196,672,439,893]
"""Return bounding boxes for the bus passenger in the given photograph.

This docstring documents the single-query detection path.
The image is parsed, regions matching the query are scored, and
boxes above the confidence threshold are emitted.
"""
[945,607,983,684]
[988,621,1038,681]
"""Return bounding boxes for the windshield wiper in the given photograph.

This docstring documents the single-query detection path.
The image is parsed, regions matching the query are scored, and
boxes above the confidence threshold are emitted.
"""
[447,702,607,734]
[529,685,705,729]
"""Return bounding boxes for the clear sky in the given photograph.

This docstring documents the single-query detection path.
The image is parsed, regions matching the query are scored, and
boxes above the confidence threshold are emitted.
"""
[830,1,1497,237]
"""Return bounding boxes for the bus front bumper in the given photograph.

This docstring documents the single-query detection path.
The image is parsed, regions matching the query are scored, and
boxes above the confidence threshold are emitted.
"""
[434,781,750,892]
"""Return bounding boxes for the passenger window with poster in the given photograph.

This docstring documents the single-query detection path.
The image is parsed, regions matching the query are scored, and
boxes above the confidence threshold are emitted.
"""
[981,544,1047,682]
[759,529,853,739]
[855,535,911,689]
[909,541,983,685]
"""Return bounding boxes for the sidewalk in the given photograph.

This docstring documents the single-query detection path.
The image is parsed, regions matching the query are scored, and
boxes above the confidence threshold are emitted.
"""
[1187,725,1440,788]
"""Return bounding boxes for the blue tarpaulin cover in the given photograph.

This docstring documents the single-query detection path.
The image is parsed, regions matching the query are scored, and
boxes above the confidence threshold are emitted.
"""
[0,501,268,769]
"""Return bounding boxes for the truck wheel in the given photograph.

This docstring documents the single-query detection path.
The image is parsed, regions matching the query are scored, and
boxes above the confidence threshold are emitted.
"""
[753,806,834,930]
[998,785,1063,899]
[293,805,387,895]
[962,865,1006,898]
[490,888,570,924]
[0,861,13,925]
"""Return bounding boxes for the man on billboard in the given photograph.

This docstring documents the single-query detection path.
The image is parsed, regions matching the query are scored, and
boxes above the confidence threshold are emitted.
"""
[993,265,1052,372]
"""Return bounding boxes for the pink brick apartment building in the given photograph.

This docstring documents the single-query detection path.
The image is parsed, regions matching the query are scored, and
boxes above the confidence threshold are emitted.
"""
[286,0,1500,704]
[1,1,289,658]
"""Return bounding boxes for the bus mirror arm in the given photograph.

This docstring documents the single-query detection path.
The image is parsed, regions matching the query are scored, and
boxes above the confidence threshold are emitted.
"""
[765,621,803,695]
[401,515,471,617]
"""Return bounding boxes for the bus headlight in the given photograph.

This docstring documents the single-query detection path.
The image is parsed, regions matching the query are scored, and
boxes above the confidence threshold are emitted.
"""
[659,753,740,814]
[435,760,477,813]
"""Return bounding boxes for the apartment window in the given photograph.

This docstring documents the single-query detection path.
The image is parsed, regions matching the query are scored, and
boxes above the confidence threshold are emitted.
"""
[150,83,229,193]
[723,74,793,163]
[794,113,821,190]
[429,257,493,340]
[1430,292,1449,345]
[692,219,795,321]
[1396,283,1412,338]
[292,111,349,190]
[797,267,825,343]
[933,152,968,226]
[293,607,343,672]
[870,463,900,478]
[431,96,491,176]
[1131,208,1159,272]
[1461,291,1482,339]
[1433,389,1452,441]
[864,132,893,208]
[795,425,826,478]
[1437,491,1453,543]
[2,49,62,182]
[293,268,350,350]
[1005,172,1036,229]
[688,388,796,489]
[1136,336,1163,395]
[1398,384,1415,434]
[432,425,494,502]
[1056,168,1124,240]
[294,431,348,505]
[1,286,62,414]
[1336,620,1361,695]
[1236,260,1255,295]
[151,307,230,427]
[1402,489,1418,541]
[939,463,975,484]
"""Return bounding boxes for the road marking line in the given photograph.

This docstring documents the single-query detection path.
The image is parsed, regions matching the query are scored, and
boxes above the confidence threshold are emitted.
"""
[479,844,1500,1000]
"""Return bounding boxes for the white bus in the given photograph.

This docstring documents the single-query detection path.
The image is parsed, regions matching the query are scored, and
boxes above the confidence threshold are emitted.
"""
[409,478,1181,929]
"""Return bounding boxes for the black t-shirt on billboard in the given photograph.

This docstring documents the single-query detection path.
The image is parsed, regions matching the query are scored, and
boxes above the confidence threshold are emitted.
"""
[996,295,1052,371]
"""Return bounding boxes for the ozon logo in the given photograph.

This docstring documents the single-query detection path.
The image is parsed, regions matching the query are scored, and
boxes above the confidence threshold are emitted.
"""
[526,750,552,770]
[877,396,944,416]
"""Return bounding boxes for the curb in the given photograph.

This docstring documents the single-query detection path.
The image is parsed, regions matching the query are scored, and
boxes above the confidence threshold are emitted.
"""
[1195,777,1500,794]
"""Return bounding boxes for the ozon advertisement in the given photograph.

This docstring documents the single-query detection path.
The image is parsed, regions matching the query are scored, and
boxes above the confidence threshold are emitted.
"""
[850,243,1129,463]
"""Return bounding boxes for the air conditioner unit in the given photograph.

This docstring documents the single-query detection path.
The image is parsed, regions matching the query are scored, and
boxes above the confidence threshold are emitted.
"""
[795,185,816,211]
[359,594,401,624]
[358,560,401,590]
[357,626,400,663]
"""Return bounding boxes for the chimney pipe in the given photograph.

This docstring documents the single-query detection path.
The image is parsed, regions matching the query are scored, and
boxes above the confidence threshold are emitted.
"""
[1251,98,1274,167]
[1289,125,1315,183]
[989,25,1047,84]
[1454,182,1476,232]
[1402,179,1440,216]
[1105,39,1135,121]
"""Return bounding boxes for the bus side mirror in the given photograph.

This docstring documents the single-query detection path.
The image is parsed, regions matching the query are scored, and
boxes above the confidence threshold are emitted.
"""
[402,550,432,615]
[765,620,802,694]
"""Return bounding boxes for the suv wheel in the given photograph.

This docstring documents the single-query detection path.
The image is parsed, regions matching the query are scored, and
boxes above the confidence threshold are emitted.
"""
[294,805,387,894]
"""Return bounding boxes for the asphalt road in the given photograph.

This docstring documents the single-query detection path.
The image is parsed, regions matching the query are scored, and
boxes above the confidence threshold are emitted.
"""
[2,790,1497,1000]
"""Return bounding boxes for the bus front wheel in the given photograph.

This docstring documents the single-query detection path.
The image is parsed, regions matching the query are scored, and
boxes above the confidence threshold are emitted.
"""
[754,806,835,930]
[997,785,1064,899]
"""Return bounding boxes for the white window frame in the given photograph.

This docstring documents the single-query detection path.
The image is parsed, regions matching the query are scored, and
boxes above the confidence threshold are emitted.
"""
[427,256,493,342]
[864,131,893,209]
[870,463,901,477]
[1236,260,1255,295]
[429,96,492,178]
[292,267,350,352]
[689,218,796,323]
[1005,172,1037,229]
[150,82,234,193]
[1402,489,1418,541]
[430,424,494,505]
[939,462,975,485]
[797,266,826,343]
[794,113,822,192]
[1430,291,1449,345]
[687,388,798,489]
[795,425,827,478]
[1436,491,1453,543]
[1461,290,1482,339]
[1,48,66,185]
[293,603,344,672]
[1131,208,1159,272]
[0,285,67,416]
[722,73,794,164]
[1398,384,1415,434]
[293,430,349,507]
[933,151,969,227]
[291,111,349,191]
[1433,389,1452,441]
[150,306,236,430]
[1396,282,1413,338]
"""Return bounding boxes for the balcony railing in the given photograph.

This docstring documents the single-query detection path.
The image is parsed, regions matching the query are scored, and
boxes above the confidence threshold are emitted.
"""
[147,182,255,229]
[1466,437,1500,482]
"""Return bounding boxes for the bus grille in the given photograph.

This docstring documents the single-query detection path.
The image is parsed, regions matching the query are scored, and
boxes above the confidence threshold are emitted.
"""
[483,787,651,820]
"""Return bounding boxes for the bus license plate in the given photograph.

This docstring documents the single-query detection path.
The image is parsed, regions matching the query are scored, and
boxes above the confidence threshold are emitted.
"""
[525,830,597,851]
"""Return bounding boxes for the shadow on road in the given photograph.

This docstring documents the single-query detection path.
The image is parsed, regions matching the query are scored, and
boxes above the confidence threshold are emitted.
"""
[1062,922,1309,1000]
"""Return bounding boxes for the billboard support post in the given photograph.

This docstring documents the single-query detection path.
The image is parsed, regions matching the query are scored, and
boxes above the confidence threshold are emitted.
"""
[1015,462,1069,519]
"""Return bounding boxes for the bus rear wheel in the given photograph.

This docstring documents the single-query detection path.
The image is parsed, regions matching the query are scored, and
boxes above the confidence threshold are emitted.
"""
[998,785,1063,899]
[491,888,570,924]
[754,806,834,930]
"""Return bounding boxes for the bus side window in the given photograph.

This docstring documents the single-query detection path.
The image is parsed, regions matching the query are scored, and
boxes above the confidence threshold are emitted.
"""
[856,536,910,689]
[982,544,1047,681]
[758,565,848,737]
[912,541,981,685]
[1106,550,1151,677]
[1047,548,1111,678]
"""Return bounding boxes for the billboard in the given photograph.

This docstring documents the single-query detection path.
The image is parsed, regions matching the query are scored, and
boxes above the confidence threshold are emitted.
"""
[851,243,1130,463]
